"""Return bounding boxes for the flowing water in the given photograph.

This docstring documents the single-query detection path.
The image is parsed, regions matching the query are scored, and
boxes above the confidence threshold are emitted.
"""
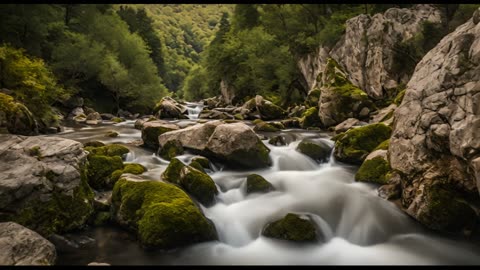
[185,102,203,120]
[53,111,480,265]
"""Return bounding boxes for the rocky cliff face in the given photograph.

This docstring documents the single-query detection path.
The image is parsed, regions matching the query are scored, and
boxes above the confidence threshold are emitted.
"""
[299,4,443,99]
[388,8,480,234]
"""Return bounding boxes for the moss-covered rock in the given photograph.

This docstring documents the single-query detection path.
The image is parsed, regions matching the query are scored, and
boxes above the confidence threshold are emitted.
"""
[87,155,124,190]
[268,135,287,146]
[84,141,105,148]
[393,88,406,106]
[112,177,217,249]
[306,89,321,107]
[334,123,392,164]
[162,158,218,206]
[355,156,391,184]
[191,156,211,170]
[300,107,321,129]
[85,144,130,158]
[258,101,286,121]
[374,139,390,151]
[253,120,280,132]
[246,174,274,194]
[93,211,111,226]
[158,139,183,161]
[318,58,376,127]
[234,113,244,120]
[262,213,317,242]
[111,117,125,123]
[108,163,147,188]
[296,139,332,163]
[189,160,206,173]
[0,93,38,135]
[141,121,179,150]
[415,184,477,234]
[105,131,119,138]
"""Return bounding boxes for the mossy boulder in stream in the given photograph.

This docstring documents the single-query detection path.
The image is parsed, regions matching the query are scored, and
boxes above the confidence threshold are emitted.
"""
[158,139,184,161]
[296,139,332,163]
[300,107,321,129]
[334,123,392,164]
[246,174,274,194]
[0,135,94,237]
[112,176,217,250]
[262,213,317,242]
[355,150,391,185]
[109,163,147,188]
[253,120,280,132]
[161,158,218,206]
[141,120,179,150]
[85,144,130,190]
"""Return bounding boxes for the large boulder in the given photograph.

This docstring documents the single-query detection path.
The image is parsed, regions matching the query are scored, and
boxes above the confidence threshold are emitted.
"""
[0,222,56,265]
[84,144,130,190]
[334,123,392,164]
[317,58,375,127]
[298,5,443,99]
[153,97,188,119]
[161,158,218,206]
[241,95,286,121]
[246,174,274,194]
[141,120,179,150]
[355,149,391,184]
[205,122,271,169]
[296,139,332,163]
[389,10,480,234]
[111,175,217,250]
[0,93,38,135]
[262,213,317,242]
[159,121,272,169]
[0,135,94,236]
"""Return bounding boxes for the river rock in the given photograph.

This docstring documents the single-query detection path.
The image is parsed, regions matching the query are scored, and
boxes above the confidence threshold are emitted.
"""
[334,118,362,134]
[0,135,94,236]
[153,97,188,119]
[111,175,217,250]
[158,139,183,161]
[141,120,180,150]
[299,107,321,129]
[0,93,38,135]
[0,222,56,265]
[334,123,392,164]
[241,95,286,120]
[253,119,280,132]
[161,158,218,206]
[355,149,391,184]
[370,104,397,124]
[85,144,129,190]
[296,139,332,163]
[158,120,224,152]
[246,174,274,194]
[100,113,116,120]
[389,9,480,234]
[262,213,317,242]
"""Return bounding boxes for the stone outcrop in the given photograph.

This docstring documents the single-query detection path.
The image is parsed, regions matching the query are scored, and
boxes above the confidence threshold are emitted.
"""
[0,135,94,236]
[153,97,188,119]
[388,9,480,234]
[0,222,56,265]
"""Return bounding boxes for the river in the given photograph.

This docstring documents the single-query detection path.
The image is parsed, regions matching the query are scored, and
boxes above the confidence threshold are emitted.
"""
[53,103,480,265]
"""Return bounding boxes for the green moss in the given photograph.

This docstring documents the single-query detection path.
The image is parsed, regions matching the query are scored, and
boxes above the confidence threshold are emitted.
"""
[158,140,184,160]
[109,163,147,187]
[262,213,317,242]
[87,155,124,190]
[142,125,177,150]
[296,140,332,163]
[268,135,286,146]
[13,166,94,237]
[86,144,130,158]
[93,211,111,226]
[393,89,406,106]
[270,122,285,130]
[252,119,263,125]
[355,156,391,184]
[334,123,392,164]
[105,131,119,138]
[306,89,321,107]
[189,160,206,173]
[258,102,286,121]
[374,139,390,151]
[300,107,321,129]
[84,141,105,147]
[254,120,280,132]
[162,158,218,206]
[246,174,274,194]
[112,117,125,123]
[234,113,244,120]
[417,185,477,233]
[28,146,41,157]
[191,156,210,169]
[112,178,217,249]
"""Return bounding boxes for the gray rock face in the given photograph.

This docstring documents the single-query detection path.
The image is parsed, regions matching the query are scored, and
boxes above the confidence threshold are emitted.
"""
[299,4,443,99]
[154,97,188,119]
[0,135,94,236]
[389,10,480,233]
[0,222,56,265]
